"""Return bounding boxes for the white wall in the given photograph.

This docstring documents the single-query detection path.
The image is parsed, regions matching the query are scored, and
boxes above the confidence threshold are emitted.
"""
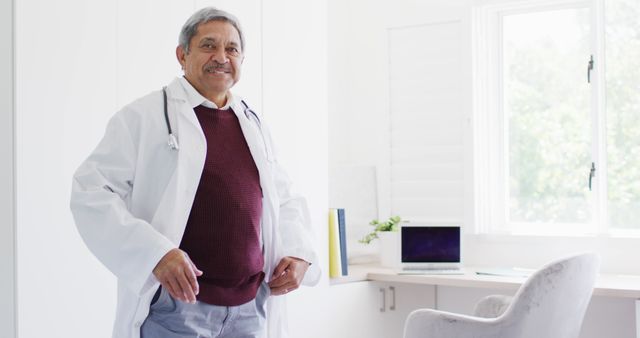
[326,0,392,260]
[1,0,16,337]
[327,0,475,259]
[16,1,174,336]
[262,2,330,337]
[15,0,314,337]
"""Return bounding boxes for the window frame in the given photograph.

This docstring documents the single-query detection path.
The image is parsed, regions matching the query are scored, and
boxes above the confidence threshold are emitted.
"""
[471,0,634,236]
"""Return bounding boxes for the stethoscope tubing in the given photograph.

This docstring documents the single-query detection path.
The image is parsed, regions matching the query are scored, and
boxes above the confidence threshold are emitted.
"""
[162,87,180,150]
[162,86,172,135]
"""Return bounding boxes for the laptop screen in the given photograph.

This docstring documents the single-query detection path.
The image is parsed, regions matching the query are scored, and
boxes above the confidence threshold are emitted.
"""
[401,226,460,263]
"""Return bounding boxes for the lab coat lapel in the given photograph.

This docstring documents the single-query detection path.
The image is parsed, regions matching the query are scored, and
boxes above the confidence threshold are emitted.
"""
[149,79,207,244]
[167,77,205,142]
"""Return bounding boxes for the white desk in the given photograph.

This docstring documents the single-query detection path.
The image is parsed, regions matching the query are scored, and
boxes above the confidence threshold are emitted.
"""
[333,264,640,337]
[334,264,640,298]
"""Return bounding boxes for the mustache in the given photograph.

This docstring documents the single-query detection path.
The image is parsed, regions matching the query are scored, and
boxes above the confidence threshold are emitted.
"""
[204,62,230,72]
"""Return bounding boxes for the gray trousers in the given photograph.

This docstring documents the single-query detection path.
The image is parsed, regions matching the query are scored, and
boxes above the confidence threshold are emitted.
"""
[140,282,268,338]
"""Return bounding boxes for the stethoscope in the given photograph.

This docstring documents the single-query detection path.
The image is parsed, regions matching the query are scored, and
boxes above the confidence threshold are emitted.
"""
[162,87,269,159]
[162,87,180,151]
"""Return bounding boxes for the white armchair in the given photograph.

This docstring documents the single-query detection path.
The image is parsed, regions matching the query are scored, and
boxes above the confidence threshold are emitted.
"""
[403,253,601,338]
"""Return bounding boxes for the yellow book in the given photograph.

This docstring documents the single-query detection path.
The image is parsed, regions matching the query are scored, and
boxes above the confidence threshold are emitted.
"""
[328,208,342,278]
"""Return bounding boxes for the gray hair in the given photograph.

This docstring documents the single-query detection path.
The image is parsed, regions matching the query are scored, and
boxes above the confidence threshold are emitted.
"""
[179,7,245,54]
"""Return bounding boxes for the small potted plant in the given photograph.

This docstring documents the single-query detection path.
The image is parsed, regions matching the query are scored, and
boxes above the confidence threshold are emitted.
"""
[360,216,402,268]
[359,215,402,244]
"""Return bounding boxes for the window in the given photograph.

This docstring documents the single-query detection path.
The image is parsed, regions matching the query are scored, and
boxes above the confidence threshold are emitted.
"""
[473,0,640,235]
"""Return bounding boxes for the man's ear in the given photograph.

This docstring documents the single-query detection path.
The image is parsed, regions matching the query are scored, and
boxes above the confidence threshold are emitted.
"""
[176,45,186,70]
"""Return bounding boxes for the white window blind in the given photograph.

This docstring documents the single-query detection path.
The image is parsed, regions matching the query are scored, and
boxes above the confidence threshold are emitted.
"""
[388,21,466,223]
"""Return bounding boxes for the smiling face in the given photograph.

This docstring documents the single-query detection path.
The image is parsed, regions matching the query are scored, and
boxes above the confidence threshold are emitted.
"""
[176,20,243,106]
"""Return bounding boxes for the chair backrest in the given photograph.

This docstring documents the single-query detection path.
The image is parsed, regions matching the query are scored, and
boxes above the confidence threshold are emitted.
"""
[501,252,601,338]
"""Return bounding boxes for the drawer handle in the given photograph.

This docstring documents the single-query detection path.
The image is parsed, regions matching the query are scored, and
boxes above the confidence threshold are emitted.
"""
[389,286,396,311]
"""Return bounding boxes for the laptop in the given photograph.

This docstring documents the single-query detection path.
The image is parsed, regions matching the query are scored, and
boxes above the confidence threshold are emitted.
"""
[398,225,464,275]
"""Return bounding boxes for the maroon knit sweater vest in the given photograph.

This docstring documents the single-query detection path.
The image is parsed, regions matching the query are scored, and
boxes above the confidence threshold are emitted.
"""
[179,105,264,306]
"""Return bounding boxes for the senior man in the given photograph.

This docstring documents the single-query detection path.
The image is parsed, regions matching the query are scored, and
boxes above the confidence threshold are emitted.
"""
[70,7,320,338]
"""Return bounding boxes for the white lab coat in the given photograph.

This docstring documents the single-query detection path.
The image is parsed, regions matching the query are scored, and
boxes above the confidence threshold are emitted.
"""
[70,77,321,338]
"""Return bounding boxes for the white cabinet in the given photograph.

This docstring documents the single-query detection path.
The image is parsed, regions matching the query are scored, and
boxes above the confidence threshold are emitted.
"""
[324,282,435,338]
[375,282,436,338]
[325,282,386,338]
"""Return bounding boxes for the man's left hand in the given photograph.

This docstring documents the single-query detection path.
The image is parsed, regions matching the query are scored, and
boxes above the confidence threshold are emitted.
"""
[268,256,310,296]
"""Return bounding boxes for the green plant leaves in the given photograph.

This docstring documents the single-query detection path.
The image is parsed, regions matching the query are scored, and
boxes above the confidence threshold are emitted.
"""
[359,216,401,244]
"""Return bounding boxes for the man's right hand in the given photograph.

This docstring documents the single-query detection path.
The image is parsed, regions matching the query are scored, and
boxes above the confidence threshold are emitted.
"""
[152,248,203,304]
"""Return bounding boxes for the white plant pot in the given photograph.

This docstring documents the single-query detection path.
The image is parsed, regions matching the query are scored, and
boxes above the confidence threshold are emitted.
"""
[378,231,400,268]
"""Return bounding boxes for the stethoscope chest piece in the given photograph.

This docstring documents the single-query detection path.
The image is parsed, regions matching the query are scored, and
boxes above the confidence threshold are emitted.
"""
[167,134,179,151]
